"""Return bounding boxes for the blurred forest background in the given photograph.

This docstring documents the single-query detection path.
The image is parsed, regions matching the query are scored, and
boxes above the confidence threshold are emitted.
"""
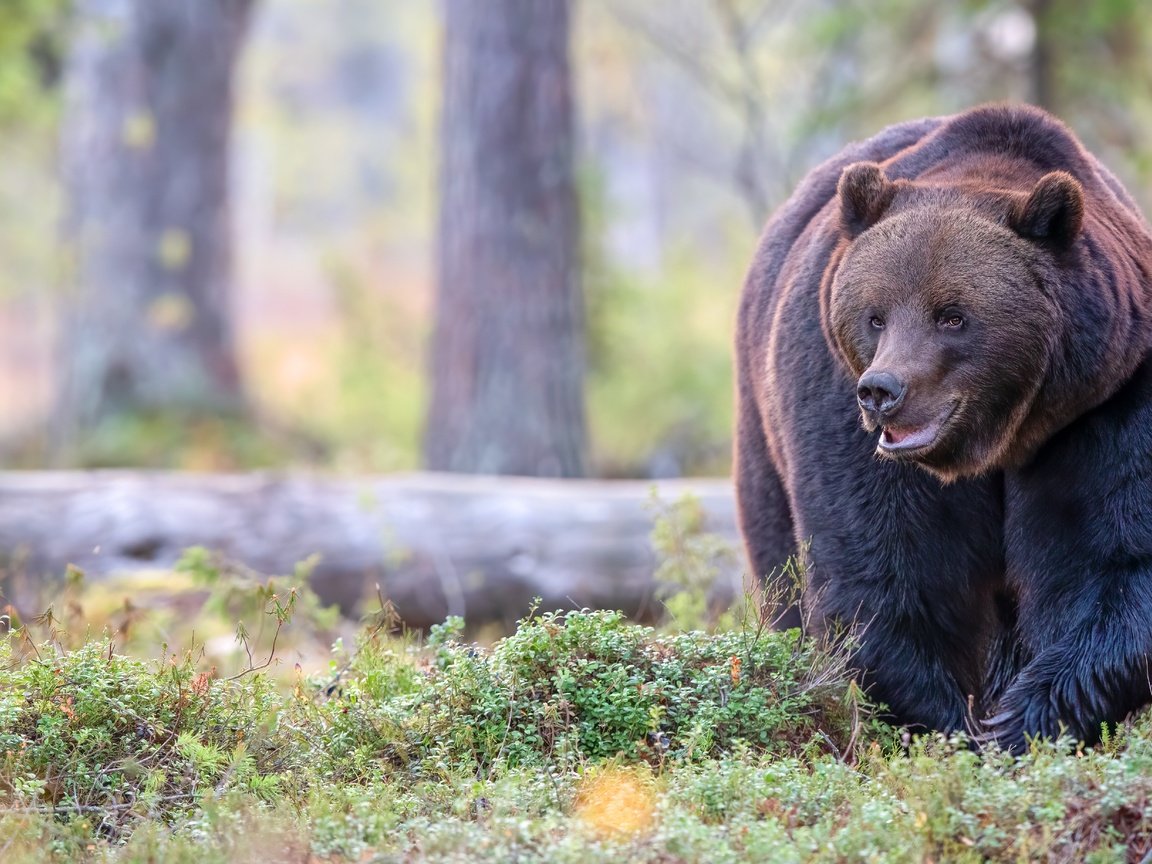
[0,0,1149,480]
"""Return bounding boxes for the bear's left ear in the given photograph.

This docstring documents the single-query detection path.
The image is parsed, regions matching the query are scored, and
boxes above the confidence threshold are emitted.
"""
[1011,171,1084,248]
[838,162,895,238]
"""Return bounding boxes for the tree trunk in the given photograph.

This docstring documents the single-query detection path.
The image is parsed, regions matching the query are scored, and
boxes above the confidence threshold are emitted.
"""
[0,472,741,629]
[54,0,254,458]
[425,0,586,478]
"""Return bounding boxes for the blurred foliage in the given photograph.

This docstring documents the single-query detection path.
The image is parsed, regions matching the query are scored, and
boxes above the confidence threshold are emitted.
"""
[648,491,744,631]
[582,166,740,477]
[1,548,341,676]
[0,0,65,127]
[42,409,321,471]
[0,0,65,312]
[308,255,425,472]
[586,253,738,477]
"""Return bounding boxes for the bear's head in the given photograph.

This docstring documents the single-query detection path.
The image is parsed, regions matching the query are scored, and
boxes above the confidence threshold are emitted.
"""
[827,161,1085,481]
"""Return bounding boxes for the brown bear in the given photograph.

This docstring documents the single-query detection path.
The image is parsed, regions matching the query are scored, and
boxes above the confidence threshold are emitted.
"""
[734,103,1152,751]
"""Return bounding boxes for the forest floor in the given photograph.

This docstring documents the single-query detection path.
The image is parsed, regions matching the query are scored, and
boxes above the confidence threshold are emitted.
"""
[2,544,1151,863]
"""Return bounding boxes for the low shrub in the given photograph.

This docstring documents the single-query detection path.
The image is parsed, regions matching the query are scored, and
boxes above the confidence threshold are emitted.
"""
[291,606,875,780]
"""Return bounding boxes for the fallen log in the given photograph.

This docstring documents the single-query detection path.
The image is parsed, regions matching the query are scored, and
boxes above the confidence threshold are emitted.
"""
[0,471,743,628]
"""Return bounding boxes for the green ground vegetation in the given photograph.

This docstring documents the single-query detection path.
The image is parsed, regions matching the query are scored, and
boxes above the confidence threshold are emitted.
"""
[2,508,1152,861]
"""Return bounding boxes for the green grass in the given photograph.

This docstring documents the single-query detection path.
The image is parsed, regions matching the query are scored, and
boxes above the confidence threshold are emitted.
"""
[4,601,1152,861]
[3,522,1152,862]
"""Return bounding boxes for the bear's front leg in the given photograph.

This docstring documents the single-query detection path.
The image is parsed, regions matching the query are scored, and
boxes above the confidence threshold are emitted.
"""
[818,557,1002,737]
[983,626,1152,753]
[849,613,980,735]
[793,451,1004,738]
[994,383,1152,753]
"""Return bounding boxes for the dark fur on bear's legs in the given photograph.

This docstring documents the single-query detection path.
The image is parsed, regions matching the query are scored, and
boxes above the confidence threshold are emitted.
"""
[980,591,1029,712]
[800,451,1005,734]
[987,360,1152,751]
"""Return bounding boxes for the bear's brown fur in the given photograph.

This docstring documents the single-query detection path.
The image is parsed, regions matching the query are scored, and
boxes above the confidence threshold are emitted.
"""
[735,104,1152,750]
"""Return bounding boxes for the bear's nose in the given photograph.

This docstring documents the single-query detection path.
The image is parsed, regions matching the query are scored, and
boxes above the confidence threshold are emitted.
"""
[857,370,907,417]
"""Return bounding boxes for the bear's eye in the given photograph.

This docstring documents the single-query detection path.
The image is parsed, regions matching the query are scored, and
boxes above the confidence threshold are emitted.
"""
[868,316,885,330]
[938,312,965,330]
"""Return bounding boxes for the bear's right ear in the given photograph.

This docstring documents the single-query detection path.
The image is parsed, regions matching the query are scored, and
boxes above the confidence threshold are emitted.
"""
[838,162,895,238]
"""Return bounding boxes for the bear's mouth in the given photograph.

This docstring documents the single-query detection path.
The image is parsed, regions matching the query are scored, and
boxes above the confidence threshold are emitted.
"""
[877,402,959,456]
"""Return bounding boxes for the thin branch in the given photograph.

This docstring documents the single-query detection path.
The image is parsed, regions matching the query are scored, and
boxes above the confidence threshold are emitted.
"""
[226,616,284,681]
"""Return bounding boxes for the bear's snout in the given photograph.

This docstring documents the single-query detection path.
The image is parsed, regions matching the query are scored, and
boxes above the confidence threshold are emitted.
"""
[857,369,907,420]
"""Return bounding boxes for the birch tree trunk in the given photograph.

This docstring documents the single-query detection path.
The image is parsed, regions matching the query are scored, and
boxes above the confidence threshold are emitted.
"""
[54,0,254,459]
[425,0,586,478]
